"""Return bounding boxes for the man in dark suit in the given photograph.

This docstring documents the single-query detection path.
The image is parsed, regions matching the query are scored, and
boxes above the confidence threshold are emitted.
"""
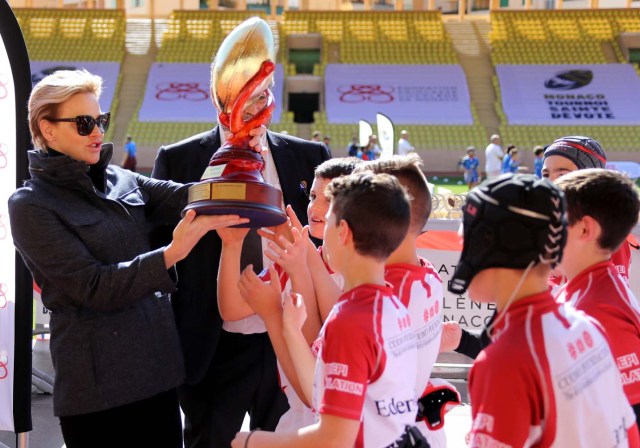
[152,107,330,446]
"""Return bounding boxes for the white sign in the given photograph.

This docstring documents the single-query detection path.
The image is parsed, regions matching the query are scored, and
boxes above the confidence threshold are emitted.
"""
[417,247,496,333]
[324,64,473,124]
[497,64,640,125]
[30,61,120,114]
[138,62,284,123]
[0,31,17,433]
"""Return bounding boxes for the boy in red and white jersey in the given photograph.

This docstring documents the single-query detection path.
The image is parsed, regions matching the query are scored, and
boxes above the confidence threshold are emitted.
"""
[542,136,634,285]
[449,173,639,448]
[356,154,457,447]
[232,171,427,447]
[555,168,640,428]
[229,157,362,430]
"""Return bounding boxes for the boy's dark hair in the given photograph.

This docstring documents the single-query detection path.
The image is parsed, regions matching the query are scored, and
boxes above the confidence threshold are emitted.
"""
[506,144,517,154]
[555,168,639,252]
[315,157,363,180]
[354,153,431,232]
[325,172,410,261]
[534,145,544,156]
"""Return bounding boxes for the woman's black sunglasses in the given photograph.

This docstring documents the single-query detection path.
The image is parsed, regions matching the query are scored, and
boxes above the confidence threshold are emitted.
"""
[47,112,110,136]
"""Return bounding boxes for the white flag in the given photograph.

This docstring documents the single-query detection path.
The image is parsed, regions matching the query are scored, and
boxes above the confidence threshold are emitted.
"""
[358,120,373,148]
[376,113,394,160]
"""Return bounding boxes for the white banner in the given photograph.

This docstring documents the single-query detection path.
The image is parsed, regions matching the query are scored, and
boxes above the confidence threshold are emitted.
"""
[0,31,17,432]
[376,113,394,160]
[324,64,473,124]
[358,120,373,148]
[138,62,284,123]
[496,64,640,125]
[30,61,120,114]
[416,247,496,334]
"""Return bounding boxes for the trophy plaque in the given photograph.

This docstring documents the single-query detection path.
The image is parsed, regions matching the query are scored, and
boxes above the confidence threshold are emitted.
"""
[183,17,287,228]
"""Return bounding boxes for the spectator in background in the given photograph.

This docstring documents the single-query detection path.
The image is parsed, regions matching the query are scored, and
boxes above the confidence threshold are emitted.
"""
[122,134,137,172]
[311,130,321,142]
[484,134,503,179]
[533,145,545,178]
[460,146,480,190]
[397,129,415,155]
[347,136,359,157]
[366,134,382,160]
[322,135,332,157]
[501,144,518,174]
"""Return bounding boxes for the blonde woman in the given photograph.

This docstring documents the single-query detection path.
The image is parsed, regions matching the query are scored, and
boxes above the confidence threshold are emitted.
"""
[8,69,247,448]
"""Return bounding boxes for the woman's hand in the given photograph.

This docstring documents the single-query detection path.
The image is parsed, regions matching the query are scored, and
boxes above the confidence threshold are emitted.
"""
[164,210,248,267]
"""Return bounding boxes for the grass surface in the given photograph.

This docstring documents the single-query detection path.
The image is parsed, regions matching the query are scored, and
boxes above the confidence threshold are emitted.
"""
[428,176,471,195]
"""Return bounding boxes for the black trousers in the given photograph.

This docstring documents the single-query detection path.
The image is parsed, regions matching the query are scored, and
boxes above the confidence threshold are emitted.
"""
[178,330,289,448]
[59,389,182,448]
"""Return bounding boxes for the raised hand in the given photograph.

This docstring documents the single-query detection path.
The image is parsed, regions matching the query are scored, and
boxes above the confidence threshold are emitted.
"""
[439,320,463,353]
[238,265,283,319]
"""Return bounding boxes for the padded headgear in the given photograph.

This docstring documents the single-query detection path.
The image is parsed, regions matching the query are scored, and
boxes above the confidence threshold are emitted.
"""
[543,136,607,170]
[449,173,567,295]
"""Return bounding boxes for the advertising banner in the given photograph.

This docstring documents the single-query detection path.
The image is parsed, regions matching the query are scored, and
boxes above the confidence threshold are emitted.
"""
[325,64,473,125]
[138,62,284,123]
[497,64,640,125]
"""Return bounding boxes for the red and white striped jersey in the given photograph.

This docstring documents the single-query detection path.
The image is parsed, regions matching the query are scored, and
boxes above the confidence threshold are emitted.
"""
[557,261,640,406]
[314,284,419,448]
[469,291,637,448]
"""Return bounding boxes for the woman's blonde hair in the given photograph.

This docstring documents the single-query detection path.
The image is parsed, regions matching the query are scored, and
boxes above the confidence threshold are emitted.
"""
[28,69,102,150]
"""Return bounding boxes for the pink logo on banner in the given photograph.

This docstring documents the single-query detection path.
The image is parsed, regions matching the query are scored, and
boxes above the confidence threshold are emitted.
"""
[156,82,209,101]
[0,283,6,309]
[0,142,8,169]
[0,72,9,100]
[0,353,8,380]
[338,85,394,103]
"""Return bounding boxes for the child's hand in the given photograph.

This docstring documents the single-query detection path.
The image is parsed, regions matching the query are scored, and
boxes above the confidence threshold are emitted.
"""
[258,216,293,246]
[284,204,304,233]
[238,265,283,318]
[440,321,462,353]
[216,226,250,246]
[265,226,309,278]
[283,291,307,335]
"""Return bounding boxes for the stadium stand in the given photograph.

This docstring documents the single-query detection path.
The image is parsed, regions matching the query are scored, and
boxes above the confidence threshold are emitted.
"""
[14,7,640,171]
[491,9,640,153]
[124,10,296,150]
[278,11,482,154]
[14,8,126,144]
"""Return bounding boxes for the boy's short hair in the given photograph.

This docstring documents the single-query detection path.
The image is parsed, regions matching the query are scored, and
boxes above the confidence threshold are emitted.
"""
[326,172,410,261]
[353,154,431,232]
[534,145,545,156]
[555,168,639,252]
[314,157,363,180]
[449,173,567,295]
[466,146,476,153]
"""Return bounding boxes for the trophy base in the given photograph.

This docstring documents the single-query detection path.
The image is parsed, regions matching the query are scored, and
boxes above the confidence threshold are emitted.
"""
[184,179,287,228]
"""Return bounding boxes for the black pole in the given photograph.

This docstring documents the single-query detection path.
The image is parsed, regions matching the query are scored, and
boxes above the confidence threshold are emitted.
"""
[0,0,33,436]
